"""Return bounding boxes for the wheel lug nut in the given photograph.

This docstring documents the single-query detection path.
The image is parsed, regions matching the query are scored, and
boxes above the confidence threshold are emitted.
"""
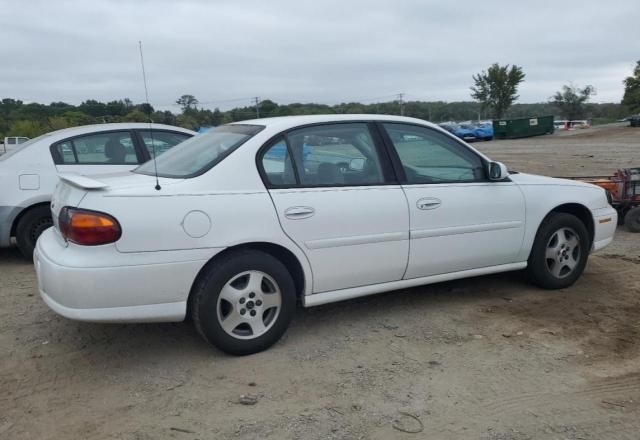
[249,292,255,298]
[240,308,246,315]
[250,310,256,317]
[239,298,245,304]
[256,300,262,306]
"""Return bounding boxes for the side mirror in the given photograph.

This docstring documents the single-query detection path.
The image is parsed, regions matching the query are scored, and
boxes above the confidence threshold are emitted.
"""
[349,158,365,171]
[488,161,509,181]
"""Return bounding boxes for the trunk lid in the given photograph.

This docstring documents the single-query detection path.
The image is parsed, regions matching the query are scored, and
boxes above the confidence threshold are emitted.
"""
[51,172,179,232]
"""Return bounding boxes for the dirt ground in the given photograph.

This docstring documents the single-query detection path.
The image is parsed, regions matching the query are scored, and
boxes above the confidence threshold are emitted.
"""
[1,124,639,439]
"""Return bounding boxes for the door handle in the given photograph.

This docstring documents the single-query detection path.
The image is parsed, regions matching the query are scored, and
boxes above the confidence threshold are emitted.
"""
[416,197,442,210]
[284,206,315,219]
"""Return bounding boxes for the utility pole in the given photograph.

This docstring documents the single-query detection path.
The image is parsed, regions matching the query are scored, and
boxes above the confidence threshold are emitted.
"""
[397,93,405,116]
[254,97,260,118]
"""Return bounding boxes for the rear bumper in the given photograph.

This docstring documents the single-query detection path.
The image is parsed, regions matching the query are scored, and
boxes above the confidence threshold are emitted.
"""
[39,290,186,323]
[592,206,618,252]
[34,228,217,323]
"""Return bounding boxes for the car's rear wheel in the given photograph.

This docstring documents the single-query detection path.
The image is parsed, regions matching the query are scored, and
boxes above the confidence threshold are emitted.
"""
[624,206,640,232]
[191,250,296,355]
[527,213,590,289]
[15,206,53,260]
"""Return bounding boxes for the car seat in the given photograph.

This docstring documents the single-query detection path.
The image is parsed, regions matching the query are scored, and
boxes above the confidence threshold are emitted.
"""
[104,139,127,164]
[316,162,343,185]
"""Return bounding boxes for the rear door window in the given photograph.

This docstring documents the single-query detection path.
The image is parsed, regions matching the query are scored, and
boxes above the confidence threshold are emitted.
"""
[52,141,76,164]
[51,131,140,165]
[137,130,192,158]
[286,123,386,186]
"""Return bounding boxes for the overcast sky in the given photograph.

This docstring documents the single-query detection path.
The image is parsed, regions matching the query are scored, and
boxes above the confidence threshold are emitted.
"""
[1,0,638,110]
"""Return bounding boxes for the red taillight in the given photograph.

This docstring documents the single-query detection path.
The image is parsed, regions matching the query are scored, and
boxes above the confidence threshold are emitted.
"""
[58,207,121,246]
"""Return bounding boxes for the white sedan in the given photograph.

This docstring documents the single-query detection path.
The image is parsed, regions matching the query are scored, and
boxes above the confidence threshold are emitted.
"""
[34,115,617,355]
[0,123,195,258]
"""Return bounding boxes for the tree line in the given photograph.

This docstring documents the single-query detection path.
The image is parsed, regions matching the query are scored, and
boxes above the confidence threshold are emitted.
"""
[469,60,640,121]
[1,59,638,139]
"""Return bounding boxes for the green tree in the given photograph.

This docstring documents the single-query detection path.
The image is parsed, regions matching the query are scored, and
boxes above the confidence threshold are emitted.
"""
[8,119,45,138]
[62,111,95,126]
[622,60,640,113]
[470,63,526,119]
[79,100,109,117]
[176,94,199,112]
[551,84,596,120]
[176,113,198,130]
[47,116,72,131]
[123,109,148,122]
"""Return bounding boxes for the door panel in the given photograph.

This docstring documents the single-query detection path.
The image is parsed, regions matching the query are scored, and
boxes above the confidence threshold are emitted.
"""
[262,122,410,293]
[270,186,409,292]
[379,122,526,279]
[402,182,525,278]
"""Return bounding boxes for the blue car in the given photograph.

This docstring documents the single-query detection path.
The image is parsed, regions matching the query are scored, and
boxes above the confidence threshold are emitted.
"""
[466,123,493,141]
[439,124,477,142]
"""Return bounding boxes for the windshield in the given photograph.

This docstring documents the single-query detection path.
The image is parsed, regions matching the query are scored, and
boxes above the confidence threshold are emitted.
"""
[135,124,264,178]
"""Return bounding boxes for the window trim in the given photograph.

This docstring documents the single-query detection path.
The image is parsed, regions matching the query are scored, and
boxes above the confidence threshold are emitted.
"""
[256,120,398,189]
[49,129,144,165]
[375,121,502,185]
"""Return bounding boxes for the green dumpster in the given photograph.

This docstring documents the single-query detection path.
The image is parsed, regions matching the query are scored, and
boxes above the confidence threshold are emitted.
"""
[492,115,555,139]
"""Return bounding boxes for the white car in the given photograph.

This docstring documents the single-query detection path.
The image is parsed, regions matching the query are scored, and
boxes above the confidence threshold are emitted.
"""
[34,115,617,355]
[1,136,30,154]
[0,123,195,257]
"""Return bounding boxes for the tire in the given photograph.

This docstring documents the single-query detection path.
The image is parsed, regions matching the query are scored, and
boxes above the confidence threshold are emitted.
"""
[624,207,640,232]
[526,213,590,289]
[15,205,53,260]
[191,250,296,355]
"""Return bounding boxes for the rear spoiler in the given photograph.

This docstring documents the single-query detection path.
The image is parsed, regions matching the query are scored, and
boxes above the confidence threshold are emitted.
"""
[58,173,108,189]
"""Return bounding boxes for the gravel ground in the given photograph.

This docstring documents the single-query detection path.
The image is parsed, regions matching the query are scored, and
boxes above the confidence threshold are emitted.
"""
[1,123,639,439]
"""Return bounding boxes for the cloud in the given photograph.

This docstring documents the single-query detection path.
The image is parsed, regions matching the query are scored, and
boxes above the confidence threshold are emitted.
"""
[0,0,637,109]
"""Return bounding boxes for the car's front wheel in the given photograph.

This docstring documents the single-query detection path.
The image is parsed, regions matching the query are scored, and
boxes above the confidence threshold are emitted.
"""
[191,250,296,355]
[527,213,590,289]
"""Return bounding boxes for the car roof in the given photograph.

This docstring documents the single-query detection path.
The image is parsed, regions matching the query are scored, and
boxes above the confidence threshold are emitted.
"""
[0,123,196,162]
[231,114,440,133]
[41,123,196,139]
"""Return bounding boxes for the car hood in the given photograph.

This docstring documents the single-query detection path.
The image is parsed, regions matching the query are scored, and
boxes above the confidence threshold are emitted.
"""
[509,172,598,189]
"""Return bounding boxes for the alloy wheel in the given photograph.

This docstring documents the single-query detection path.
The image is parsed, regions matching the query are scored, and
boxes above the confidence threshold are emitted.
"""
[545,227,581,279]
[216,270,282,340]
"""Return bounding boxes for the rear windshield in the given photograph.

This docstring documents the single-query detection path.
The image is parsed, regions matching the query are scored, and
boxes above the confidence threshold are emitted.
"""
[135,124,263,178]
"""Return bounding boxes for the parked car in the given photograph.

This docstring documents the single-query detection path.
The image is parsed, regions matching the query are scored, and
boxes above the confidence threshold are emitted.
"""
[0,123,195,257]
[554,120,568,130]
[34,115,617,355]
[439,123,477,142]
[1,136,30,154]
[461,123,493,141]
[570,120,591,129]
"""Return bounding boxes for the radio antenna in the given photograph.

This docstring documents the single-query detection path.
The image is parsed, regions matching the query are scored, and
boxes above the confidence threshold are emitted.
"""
[138,40,161,191]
